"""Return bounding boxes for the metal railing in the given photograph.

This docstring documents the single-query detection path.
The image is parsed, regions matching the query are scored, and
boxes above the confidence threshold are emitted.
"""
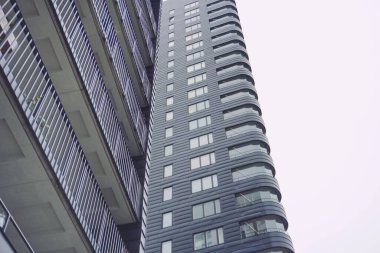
[50,0,143,215]
[115,0,152,102]
[0,1,128,252]
[133,0,154,61]
[143,0,157,35]
[0,199,34,253]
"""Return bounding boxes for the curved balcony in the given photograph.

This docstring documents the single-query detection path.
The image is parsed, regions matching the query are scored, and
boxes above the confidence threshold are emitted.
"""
[50,0,142,216]
[0,2,128,251]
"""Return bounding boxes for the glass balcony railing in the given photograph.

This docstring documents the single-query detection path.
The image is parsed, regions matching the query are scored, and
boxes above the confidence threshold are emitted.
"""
[115,0,152,102]
[0,199,34,253]
[0,2,128,252]
[50,0,143,215]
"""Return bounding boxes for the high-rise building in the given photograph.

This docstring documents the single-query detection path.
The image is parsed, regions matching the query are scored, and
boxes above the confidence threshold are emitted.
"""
[0,0,293,253]
[0,0,157,252]
[145,0,293,253]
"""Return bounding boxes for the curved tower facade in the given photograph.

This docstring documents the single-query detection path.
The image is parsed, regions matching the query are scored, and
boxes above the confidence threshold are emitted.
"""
[145,0,294,252]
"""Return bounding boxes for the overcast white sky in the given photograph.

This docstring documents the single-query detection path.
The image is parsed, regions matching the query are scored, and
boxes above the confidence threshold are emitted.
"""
[236,0,380,252]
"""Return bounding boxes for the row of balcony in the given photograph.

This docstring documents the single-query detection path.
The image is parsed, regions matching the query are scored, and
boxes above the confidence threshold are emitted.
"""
[0,1,129,252]
[51,0,142,214]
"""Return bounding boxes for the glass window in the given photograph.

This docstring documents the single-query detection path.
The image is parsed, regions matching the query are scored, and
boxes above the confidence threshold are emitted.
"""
[169,16,174,22]
[191,153,215,170]
[226,122,264,138]
[164,164,173,178]
[168,50,174,57]
[193,199,221,220]
[167,60,174,68]
[165,127,173,138]
[189,116,211,130]
[166,111,173,121]
[190,133,213,149]
[186,23,202,33]
[188,73,206,85]
[163,187,172,201]
[186,32,202,42]
[193,228,224,250]
[167,71,174,79]
[163,212,172,228]
[185,1,199,9]
[229,141,268,158]
[187,50,205,61]
[169,9,175,15]
[223,105,260,120]
[186,41,204,51]
[169,32,174,39]
[239,216,286,239]
[188,100,209,114]
[169,24,174,30]
[168,41,174,48]
[185,15,200,24]
[185,8,199,16]
[231,163,273,182]
[187,61,206,73]
[236,188,279,207]
[166,97,174,106]
[161,241,172,253]
[164,145,173,156]
[192,175,218,193]
[167,83,174,92]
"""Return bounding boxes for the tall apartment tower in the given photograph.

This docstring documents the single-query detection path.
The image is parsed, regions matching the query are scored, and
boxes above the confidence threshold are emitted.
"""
[145,0,294,253]
[0,0,157,252]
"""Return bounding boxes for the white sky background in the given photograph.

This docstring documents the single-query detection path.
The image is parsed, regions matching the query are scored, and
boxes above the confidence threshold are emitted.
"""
[236,0,380,252]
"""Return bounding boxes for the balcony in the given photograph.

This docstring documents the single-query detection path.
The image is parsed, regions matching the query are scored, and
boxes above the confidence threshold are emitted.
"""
[0,199,34,253]
[0,2,128,251]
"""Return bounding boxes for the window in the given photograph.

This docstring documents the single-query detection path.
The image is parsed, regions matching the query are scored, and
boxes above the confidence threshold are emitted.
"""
[169,24,174,30]
[190,133,213,149]
[168,50,174,57]
[226,122,264,138]
[187,50,204,61]
[169,16,174,22]
[185,15,200,24]
[169,32,174,38]
[186,23,202,32]
[164,164,173,177]
[193,199,221,220]
[161,241,172,253]
[165,127,173,138]
[187,73,206,85]
[166,97,174,106]
[163,187,172,201]
[223,105,259,120]
[187,61,205,73]
[167,60,174,68]
[229,141,269,158]
[168,41,174,48]
[191,152,215,170]
[167,71,174,79]
[166,111,173,121]
[188,86,208,99]
[188,100,210,114]
[189,116,212,130]
[240,216,286,239]
[185,8,199,16]
[186,31,202,42]
[186,41,204,51]
[169,9,175,15]
[193,228,224,250]
[221,90,256,103]
[164,145,173,156]
[191,174,218,193]
[162,212,173,228]
[185,1,199,9]
[236,188,279,207]
[166,83,174,92]
[231,163,273,182]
